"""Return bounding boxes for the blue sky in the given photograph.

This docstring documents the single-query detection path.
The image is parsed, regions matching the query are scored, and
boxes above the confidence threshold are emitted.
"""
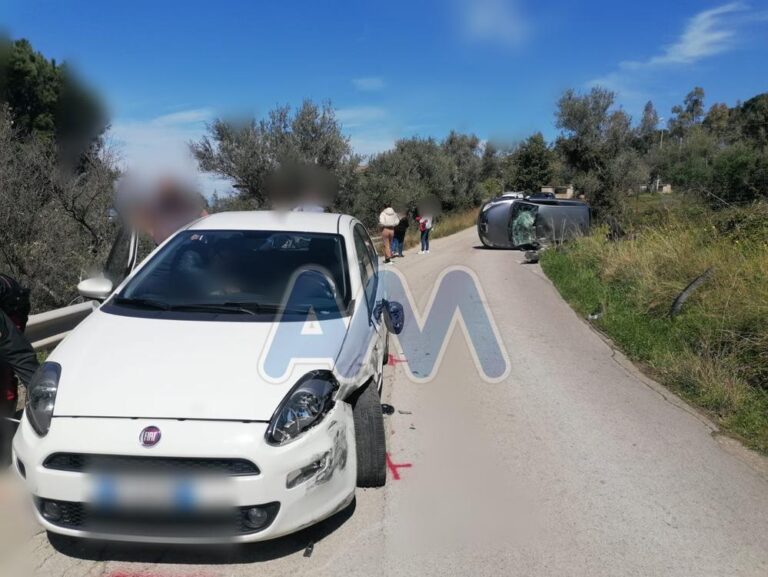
[2,0,767,193]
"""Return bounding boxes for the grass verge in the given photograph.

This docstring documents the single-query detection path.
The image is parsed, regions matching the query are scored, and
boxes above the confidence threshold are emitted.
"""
[540,196,768,453]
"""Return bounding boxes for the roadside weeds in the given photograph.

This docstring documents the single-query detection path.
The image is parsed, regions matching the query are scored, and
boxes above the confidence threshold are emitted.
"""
[539,200,768,454]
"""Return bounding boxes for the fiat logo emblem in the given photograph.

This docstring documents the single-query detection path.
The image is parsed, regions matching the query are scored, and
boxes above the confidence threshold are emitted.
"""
[139,426,161,447]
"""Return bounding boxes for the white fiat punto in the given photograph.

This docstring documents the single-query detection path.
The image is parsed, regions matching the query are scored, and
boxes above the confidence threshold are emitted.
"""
[13,211,400,543]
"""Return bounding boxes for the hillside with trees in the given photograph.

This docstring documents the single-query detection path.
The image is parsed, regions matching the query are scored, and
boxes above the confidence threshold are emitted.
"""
[0,37,115,312]
[1,35,767,312]
[195,86,768,226]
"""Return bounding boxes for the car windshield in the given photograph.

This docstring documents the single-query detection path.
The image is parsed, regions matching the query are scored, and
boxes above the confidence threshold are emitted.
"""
[114,229,350,316]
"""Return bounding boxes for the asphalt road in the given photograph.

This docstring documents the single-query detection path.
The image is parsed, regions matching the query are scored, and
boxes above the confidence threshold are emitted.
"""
[3,226,768,576]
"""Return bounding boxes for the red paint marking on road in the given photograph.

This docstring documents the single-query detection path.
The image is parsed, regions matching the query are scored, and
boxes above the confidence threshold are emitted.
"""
[387,353,407,365]
[107,572,214,577]
[386,452,412,480]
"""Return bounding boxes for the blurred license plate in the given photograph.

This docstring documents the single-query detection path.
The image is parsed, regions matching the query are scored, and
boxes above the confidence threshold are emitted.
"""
[91,475,198,510]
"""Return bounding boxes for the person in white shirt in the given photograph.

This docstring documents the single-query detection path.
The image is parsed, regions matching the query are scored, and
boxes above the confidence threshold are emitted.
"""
[378,207,399,263]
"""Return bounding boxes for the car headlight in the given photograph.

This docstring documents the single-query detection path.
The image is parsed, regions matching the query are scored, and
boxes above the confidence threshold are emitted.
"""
[25,362,61,437]
[266,371,337,446]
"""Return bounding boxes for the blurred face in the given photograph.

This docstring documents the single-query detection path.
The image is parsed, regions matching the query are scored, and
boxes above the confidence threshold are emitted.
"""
[116,173,204,244]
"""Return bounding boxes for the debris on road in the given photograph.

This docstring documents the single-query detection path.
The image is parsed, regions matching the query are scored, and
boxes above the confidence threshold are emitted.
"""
[381,404,395,415]
[523,250,540,264]
[397,409,412,415]
[304,541,314,558]
[587,305,605,321]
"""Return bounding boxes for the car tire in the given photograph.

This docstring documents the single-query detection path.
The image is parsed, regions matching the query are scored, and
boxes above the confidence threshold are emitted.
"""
[351,381,387,488]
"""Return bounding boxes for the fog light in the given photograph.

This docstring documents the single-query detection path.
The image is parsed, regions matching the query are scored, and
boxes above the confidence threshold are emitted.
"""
[244,506,269,530]
[42,500,61,521]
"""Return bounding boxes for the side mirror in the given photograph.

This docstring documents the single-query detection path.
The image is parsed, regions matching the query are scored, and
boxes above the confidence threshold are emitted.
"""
[382,300,405,335]
[77,277,114,301]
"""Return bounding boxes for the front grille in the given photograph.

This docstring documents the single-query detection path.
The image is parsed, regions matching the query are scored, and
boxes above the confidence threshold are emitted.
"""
[43,453,260,476]
[35,498,280,537]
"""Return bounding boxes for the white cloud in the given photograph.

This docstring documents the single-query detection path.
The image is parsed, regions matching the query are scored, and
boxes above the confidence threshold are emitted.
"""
[622,2,749,69]
[348,133,397,157]
[151,108,214,126]
[460,0,530,47]
[335,106,397,156]
[108,108,232,197]
[336,106,387,127]
[587,2,765,104]
[352,77,385,91]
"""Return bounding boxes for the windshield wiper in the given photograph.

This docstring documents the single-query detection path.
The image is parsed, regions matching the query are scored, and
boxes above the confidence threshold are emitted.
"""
[113,296,171,310]
[255,303,323,315]
[114,297,256,316]
[168,303,257,315]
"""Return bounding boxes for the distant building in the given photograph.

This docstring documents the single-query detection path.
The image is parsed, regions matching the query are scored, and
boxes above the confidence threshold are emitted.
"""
[639,183,673,194]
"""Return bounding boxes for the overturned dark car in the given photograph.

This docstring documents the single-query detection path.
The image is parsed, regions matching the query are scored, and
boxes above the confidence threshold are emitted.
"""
[477,195,590,249]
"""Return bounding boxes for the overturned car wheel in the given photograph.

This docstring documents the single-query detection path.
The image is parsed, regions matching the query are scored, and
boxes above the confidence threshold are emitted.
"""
[351,381,387,488]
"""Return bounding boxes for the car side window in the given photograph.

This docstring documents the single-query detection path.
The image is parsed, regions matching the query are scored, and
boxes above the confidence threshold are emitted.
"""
[353,224,377,312]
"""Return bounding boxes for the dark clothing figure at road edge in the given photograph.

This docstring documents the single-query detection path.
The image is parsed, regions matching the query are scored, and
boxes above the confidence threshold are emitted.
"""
[0,275,38,464]
[378,207,399,264]
[392,216,409,257]
[0,309,38,387]
[416,215,433,254]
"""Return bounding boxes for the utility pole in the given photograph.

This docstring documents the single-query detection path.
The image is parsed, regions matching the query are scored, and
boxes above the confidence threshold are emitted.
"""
[656,117,664,192]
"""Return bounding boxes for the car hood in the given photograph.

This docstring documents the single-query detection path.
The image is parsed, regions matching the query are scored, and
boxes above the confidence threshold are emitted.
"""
[49,308,347,421]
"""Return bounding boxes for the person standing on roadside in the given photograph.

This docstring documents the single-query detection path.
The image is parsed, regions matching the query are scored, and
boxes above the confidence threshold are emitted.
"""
[378,206,399,264]
[416,213,433,254]
[392,211,409,257]
[0,274,38,464]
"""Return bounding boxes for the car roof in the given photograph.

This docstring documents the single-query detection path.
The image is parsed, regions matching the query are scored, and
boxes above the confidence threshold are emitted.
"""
[187,210,354,234]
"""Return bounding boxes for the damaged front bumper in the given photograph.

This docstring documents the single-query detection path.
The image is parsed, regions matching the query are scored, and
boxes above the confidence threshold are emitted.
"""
[12,403,356,543]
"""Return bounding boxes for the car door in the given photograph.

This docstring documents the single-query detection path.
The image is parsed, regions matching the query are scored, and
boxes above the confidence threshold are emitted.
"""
[352,222,386,383]
[102,226,139,286]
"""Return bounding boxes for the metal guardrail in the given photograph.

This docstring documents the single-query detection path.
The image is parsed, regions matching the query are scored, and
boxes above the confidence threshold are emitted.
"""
[26,301,97,351]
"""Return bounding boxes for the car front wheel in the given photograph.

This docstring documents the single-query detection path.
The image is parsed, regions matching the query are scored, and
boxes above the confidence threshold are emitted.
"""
[351,381,387,488]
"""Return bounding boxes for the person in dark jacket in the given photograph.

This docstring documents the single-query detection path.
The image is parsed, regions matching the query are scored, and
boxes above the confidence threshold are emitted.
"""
[0,309,38,387]
[0,274,36,387]
[0,275,38,464]
[392,214,409,257]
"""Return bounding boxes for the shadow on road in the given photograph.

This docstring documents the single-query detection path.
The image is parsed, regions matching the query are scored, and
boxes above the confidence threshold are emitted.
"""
[47,498,356,565]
